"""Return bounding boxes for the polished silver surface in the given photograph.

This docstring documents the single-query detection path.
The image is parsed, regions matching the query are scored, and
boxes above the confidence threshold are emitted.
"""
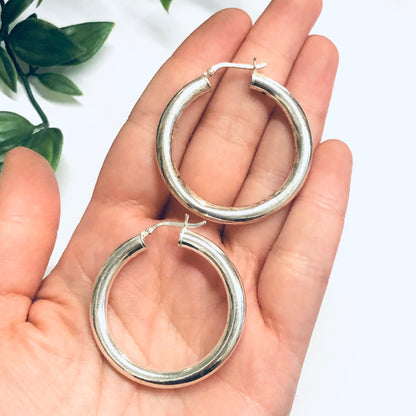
[156,60,313,224]
[91,216,245,388]
[204,60,267,76]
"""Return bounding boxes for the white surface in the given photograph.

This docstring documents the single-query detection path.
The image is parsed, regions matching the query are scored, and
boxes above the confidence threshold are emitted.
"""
[2,0,416,414]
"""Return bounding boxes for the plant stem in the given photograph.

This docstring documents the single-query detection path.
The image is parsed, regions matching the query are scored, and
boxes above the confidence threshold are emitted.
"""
[0,7,49,127]
[4,42,49,126]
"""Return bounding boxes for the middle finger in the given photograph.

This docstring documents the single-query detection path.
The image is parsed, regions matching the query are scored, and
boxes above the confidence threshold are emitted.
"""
[166,0,323,228]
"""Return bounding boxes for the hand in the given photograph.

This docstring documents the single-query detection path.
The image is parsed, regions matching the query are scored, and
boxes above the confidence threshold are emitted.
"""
[0,1,352,415]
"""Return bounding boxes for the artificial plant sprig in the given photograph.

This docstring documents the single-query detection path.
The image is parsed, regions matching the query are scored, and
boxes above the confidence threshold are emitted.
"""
[0,0,114,171]
[160,0,173,12]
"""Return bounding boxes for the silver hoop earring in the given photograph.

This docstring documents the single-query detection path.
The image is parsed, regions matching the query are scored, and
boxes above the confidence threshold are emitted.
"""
[91,215,245,388]
[156,58,312,224]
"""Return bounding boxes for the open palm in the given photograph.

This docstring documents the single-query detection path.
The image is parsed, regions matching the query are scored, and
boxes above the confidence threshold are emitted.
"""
[0,1,352,415]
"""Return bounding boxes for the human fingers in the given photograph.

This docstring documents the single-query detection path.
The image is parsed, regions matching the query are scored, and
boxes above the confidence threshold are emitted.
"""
[90,9,252,218]
[224,35,339,266]
[0,148,60,328]
[42,10,252,318]
[165,0,322,230]
[257,140,352,358]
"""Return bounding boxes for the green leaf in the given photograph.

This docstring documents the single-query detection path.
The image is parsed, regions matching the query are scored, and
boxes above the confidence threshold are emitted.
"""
[160,0,172,12]
[0,121,63,173]
[0,111,35,148]
[27,127,63,170]
[60,22,114,65]
[1,0,34,26]
[9,19,85,67]
[0,112,35,173]
[0,47,17,92]
[36,0,43,6]
[36,72,82,96]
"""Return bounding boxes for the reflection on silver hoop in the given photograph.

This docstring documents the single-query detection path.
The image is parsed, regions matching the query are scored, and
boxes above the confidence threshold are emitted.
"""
[156,58,312,224]
[91,215,245,388]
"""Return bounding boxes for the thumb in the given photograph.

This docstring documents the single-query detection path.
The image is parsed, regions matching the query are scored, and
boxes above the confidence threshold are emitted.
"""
[0,147,60,327]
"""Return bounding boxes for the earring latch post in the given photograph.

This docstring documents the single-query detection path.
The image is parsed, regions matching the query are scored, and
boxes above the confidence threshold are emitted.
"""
[204,58,267,77]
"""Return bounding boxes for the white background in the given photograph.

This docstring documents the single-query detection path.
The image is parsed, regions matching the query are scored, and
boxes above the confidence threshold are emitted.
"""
[2,0,416,414]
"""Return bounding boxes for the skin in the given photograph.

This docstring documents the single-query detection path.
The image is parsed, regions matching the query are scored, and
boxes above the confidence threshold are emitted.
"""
[0,1,352,415]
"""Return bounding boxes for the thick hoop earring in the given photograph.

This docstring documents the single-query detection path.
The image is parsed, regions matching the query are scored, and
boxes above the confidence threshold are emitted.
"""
[90,215,245,388]
[156,58,312,224]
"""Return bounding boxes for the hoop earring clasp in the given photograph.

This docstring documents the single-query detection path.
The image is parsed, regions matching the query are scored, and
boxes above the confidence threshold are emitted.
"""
[140,214,206,240]
[204,57,267,77]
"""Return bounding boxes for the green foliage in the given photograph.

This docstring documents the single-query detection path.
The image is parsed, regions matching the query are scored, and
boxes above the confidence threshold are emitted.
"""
[0,47,17,92]
[27,127,63,171]
[9,19,85,66]
[1,0,34,26]
[160,0,173,12]
[0,111,35,170]
[0,111,34,145]
[0,0,114,172]
[61,22,114,65]
[36,73,82,96]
